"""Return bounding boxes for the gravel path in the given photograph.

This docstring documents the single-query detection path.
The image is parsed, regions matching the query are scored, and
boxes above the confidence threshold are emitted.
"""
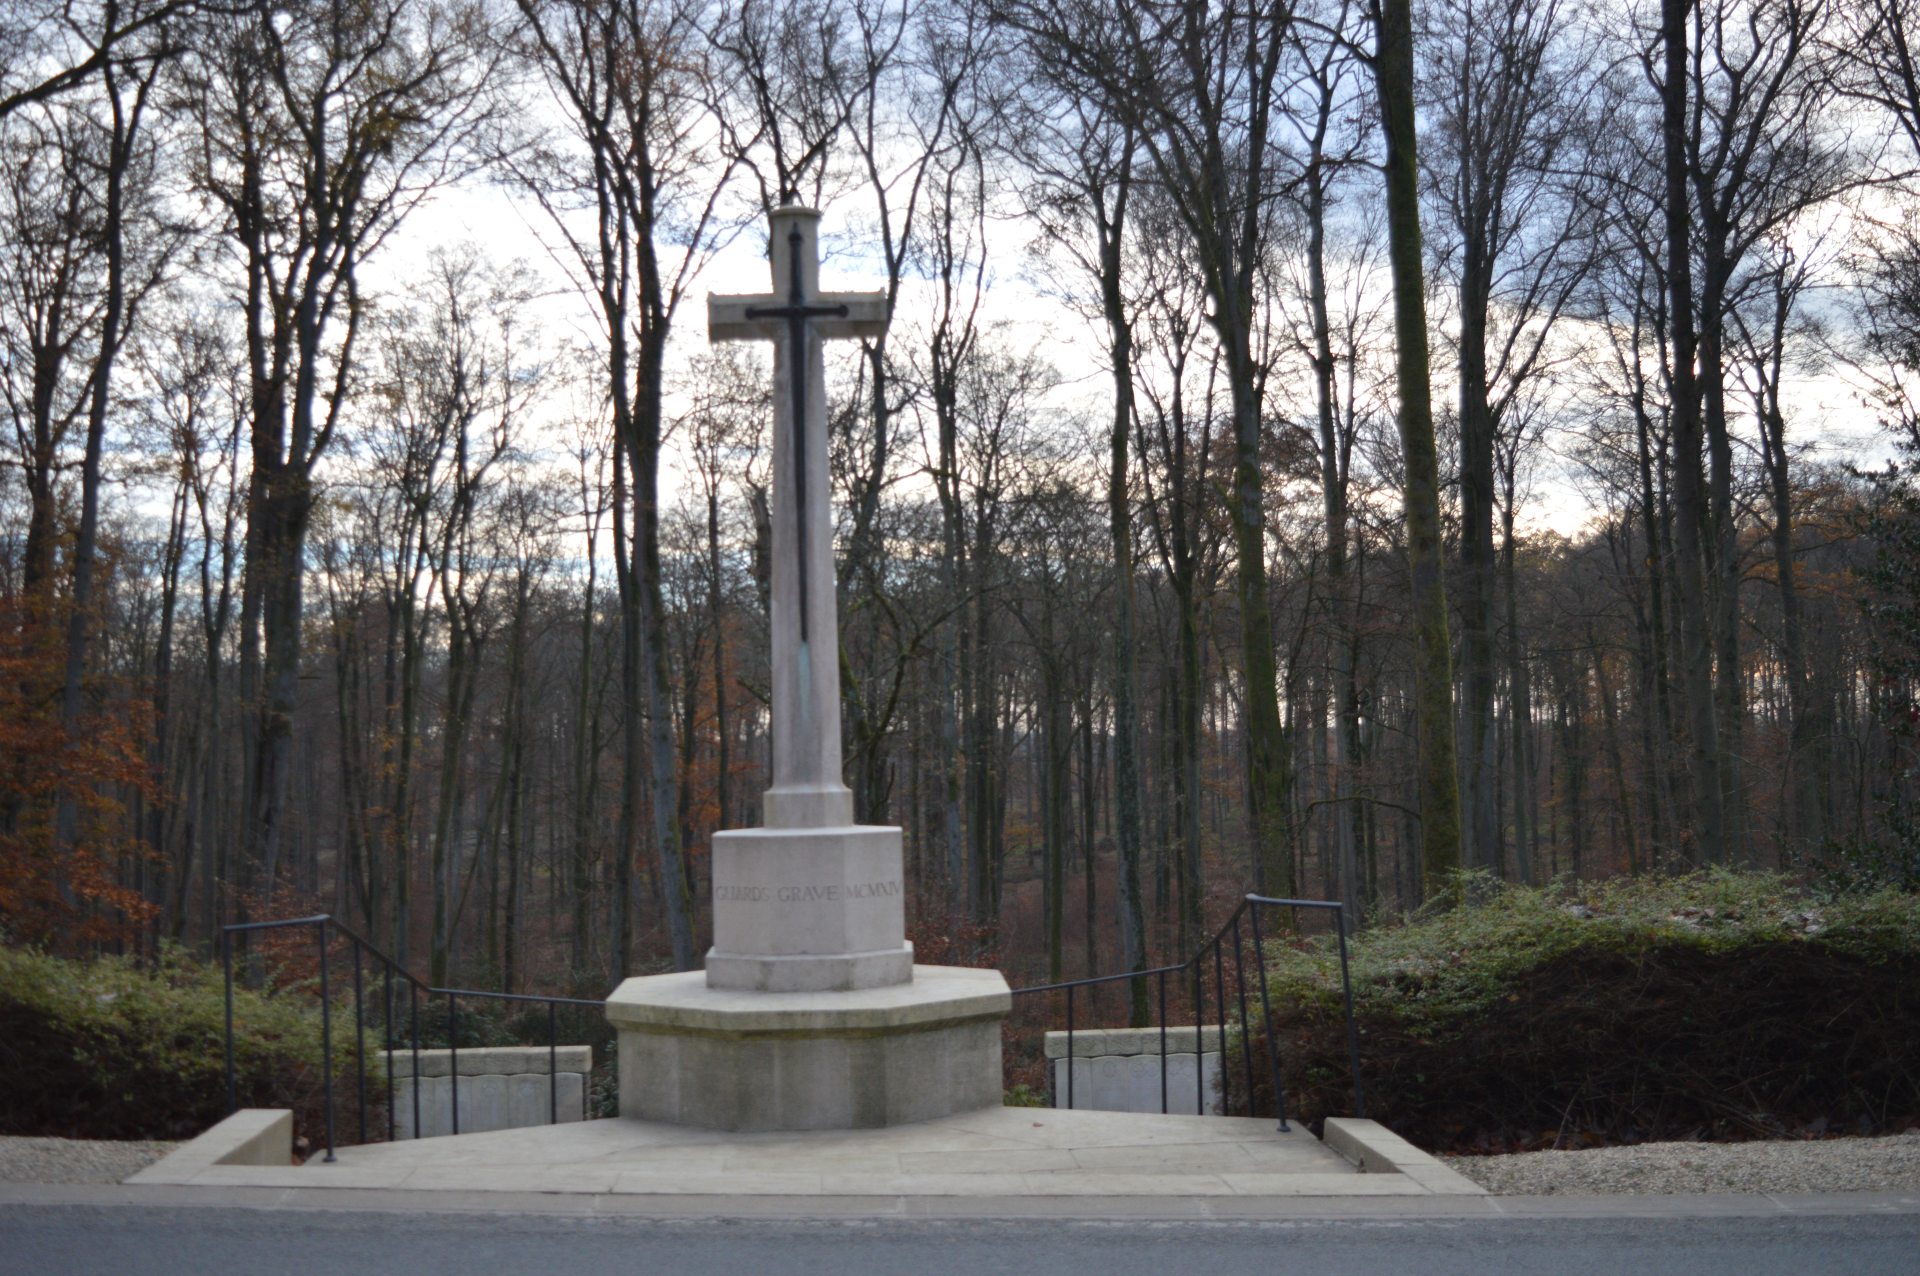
[1445,1130,1920,1195]
[0,1137,180,1185]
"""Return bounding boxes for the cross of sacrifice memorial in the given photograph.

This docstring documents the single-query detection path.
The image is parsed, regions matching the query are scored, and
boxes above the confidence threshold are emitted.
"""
[604,204,1012,1132]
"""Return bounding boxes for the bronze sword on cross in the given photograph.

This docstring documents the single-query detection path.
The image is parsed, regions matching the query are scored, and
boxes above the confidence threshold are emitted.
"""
[708,209,887,644]
[743,227,847,643]
[709,208,886,824]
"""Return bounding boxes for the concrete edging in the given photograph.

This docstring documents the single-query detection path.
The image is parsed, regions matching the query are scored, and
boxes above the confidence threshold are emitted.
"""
[1322,1117,1486,1195]
[127,1109,293,1185]
[65,1181,1920,1220]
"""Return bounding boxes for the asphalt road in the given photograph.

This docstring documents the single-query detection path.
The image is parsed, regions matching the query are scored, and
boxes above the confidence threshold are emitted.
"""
[3,1203,1918,1276]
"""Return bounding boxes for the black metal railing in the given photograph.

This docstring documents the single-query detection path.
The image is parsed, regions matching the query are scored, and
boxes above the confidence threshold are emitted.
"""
[1008,894,1364,1131]
[220,915,604,1163]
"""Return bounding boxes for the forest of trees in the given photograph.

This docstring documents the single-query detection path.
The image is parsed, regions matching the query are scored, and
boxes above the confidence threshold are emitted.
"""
[5,0,1920,997]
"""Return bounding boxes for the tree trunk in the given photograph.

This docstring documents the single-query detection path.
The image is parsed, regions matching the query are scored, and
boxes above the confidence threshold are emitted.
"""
[1754,306,1821,857]
[1307,144,1361,914]
[708,479,731,835]
[1659,0,1727,864]
[1095,147,1150,1020]
[1698,263,1745,858]
[1374,0,1464,892]
[1221,341,1295,897]
[571,475,601,976]
[1630,336,1678,857]
[1500,489,1538,884]
[1457,256,1499,876]
[610,457,639,982]
[1044,660,1067,982]
[631,330,696,972]
[59,61,145,854]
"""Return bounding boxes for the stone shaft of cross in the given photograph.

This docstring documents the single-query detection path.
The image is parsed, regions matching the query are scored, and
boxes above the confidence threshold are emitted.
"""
[709,207,886,830]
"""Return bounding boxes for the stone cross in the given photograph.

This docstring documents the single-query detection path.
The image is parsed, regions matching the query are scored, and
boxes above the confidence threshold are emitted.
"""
[610,209,1006,1108]
[709,205,885,831]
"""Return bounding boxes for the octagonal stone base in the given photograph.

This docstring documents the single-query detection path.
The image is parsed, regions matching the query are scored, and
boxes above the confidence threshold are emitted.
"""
[606,965,1011,1132]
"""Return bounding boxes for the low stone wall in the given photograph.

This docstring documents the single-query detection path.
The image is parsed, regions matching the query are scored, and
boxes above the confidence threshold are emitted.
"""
[1322,1117,1486,1194]
[383,1046,591,1139]
[127,1109,292,1182]
[1041,1026,1224,1115]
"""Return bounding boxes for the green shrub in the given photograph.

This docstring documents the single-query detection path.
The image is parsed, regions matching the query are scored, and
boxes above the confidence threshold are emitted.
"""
[1239,872,1920,1152]
[0,945,377,1146]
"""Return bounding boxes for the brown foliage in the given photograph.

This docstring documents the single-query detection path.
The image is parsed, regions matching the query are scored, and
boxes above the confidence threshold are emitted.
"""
[0,604,158,947]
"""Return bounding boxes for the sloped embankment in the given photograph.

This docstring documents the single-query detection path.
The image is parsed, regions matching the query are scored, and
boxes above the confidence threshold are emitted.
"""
[1246,875,1920,1154]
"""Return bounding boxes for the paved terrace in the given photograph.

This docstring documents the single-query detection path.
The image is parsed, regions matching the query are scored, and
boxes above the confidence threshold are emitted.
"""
[133,1107,1482,1199]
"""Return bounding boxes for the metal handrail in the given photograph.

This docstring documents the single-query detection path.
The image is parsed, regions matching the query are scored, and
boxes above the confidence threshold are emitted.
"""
[1010,893,1365,1129]
[221,914,604,1163]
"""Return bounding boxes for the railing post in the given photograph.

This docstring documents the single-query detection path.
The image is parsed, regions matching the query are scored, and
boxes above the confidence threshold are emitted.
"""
[1335,904,1366,1118]
[449,992,460,1136]
[1212,935,1228,1114]
[222,928,236,1116]
[1157,969,1168,1115]
[1064,985,1075,1111]
[1232,913,1255,1117]
[384,960,397,1143]
[352,940,367,1146]
[409,978,422,1139]
[1193,962,1204,1117]
[1250,904,1289,1132]
[318,923,336,1162]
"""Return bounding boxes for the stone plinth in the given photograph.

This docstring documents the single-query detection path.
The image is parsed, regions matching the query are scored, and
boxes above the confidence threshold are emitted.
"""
[607,966,1010,1132]
[384,1046,591,1139]
[705,824,914,992]
[1043,1026,1224,1116]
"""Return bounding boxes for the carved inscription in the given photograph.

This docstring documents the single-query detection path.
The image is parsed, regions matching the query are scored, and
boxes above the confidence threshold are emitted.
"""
[715,879,902,904]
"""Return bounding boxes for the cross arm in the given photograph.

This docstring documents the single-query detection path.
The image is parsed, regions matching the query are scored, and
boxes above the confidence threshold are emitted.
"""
[811,292,890,339]
[708,291,891,342]
[709,293,778,341]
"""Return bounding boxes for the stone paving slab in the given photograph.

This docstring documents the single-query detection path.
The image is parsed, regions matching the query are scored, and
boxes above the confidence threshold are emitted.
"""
[263,1106,1431,1198]
[130,1106,1488,1199]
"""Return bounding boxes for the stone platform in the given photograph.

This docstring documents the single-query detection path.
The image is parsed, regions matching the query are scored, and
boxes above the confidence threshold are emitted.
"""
[607,965,1009,1132]
[141,1107,1480,1198]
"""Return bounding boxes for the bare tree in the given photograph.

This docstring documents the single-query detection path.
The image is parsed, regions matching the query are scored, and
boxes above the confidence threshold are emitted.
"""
[1131,209,1227,949]
[677,348,768,840]
[508,0,735,974]
[705,0,858,206]
[1371,0,1465,889]
[1279,0,1374,910]
[1839,0,1920,160]
[833,0,989,846]
[1421,0,1596,878]
[178,0,496,906]
[1683,0,1853,854]
[998,0,1305,896]
[0,0,206,121]
[1006,58,1151,1005]
[0,106,102,612]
